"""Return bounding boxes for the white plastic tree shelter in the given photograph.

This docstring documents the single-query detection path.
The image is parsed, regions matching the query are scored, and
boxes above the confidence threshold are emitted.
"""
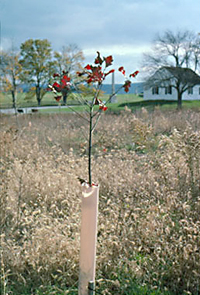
[78,183,99,295]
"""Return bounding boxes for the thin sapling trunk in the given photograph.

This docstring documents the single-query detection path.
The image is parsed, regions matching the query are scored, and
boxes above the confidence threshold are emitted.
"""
[88,105,93,186]
[49,52,139,185]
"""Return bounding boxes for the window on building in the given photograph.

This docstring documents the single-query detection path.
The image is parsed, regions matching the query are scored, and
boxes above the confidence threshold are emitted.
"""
[168,85,172,94]
[188,86,193,95]
[152,86,159,95]
[165,85,172,95]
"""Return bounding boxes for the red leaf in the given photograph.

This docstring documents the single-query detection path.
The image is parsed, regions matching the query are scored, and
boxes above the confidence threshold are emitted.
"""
[123,80,131,93]
[129,70,139,78]
[61,79,67,87]
[85,64,92,70]
[55,96,62,101]
[104,69,115,77]
[95,51,103,65]
[98,98,108,111]
[87,77,93,84]
[63,75,71,82]
[118,66,126,75]
[53,82,61,89]
[104,55,113,67]
[99,105,108,111]
[88,66,103,83]
[53,73,59,77]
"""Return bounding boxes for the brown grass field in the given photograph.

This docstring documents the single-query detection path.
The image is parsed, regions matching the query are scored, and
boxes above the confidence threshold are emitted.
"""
[1,107,200,294]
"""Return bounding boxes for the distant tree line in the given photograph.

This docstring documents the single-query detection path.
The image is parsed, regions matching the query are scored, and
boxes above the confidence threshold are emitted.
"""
[0,39,85,107]
[1,30,200,109]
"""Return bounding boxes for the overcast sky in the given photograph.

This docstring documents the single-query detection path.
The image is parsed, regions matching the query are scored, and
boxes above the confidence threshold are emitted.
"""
[0,0,200,82]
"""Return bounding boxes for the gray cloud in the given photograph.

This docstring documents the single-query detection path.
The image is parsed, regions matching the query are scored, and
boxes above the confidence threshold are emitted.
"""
[1,0,200,82]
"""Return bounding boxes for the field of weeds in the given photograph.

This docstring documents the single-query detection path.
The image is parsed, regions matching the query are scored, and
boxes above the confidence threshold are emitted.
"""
[1,108,200,295]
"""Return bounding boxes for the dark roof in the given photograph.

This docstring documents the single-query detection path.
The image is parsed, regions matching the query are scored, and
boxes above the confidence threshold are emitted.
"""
[145,66,200,89]
[162,66,200,84]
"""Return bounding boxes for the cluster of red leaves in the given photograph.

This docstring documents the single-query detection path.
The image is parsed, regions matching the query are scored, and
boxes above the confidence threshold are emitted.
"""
[77,51,139,102]
[49,52,139,107]
[49,71,71,101]
[77,52,115,85]
[94,97,108,111]
[94,51,113,67]
[118,67,139,92]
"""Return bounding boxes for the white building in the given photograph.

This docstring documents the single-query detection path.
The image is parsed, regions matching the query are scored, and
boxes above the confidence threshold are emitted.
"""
[144,67,200,100]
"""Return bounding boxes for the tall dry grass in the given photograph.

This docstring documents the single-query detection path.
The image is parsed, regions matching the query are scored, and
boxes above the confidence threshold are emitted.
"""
[1,108,200,294]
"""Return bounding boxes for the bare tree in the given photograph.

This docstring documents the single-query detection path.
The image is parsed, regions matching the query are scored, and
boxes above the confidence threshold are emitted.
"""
[53,44,84,104]
[143,30,200,108]
[143,30,196,74]
[192,34,200,73]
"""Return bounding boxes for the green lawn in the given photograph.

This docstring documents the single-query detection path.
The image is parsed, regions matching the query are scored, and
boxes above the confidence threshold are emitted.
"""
[0,92,141,109]
[119,98,200,110]
[1,91,200,114]
[0,92,64,108]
